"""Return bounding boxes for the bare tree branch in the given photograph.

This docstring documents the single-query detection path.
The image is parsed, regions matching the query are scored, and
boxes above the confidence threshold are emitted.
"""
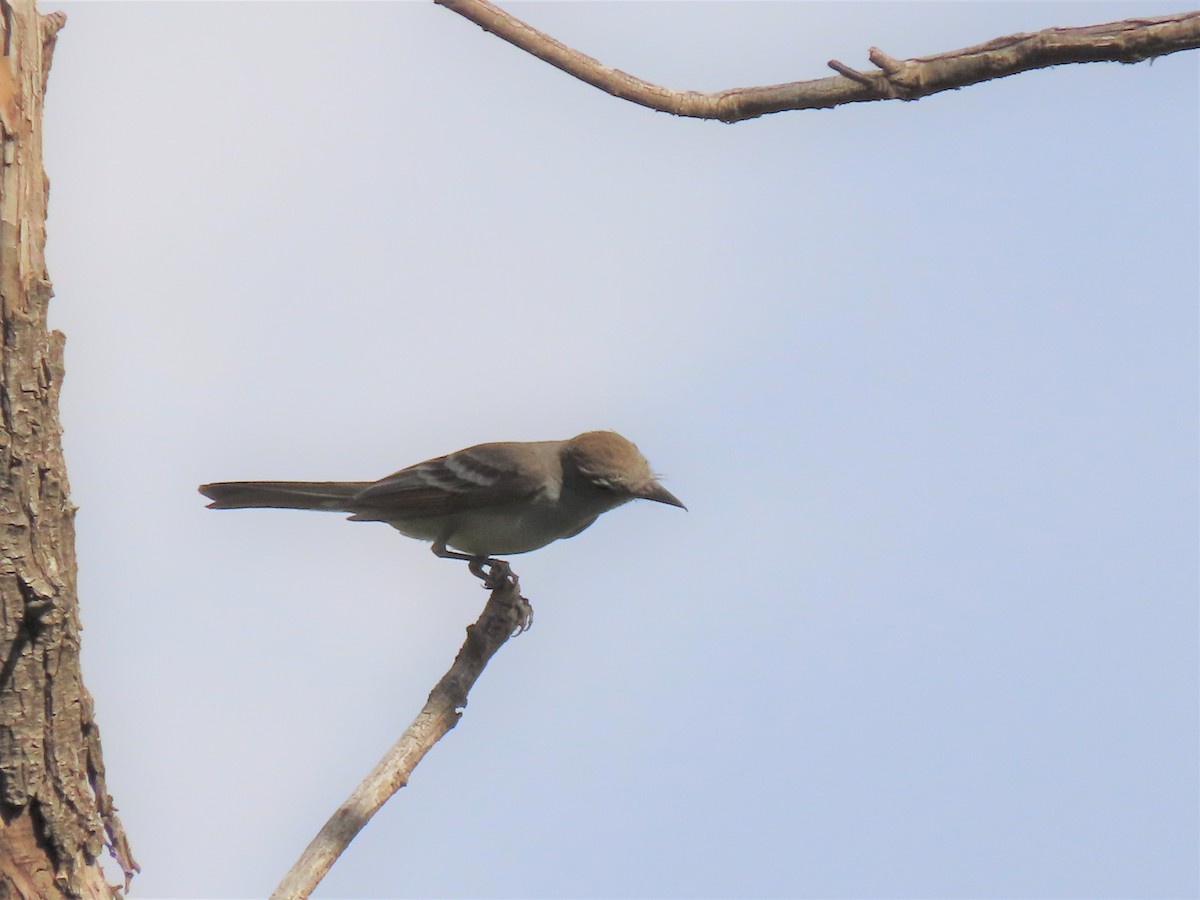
[271,575,533,900]
[435,1,1200,121]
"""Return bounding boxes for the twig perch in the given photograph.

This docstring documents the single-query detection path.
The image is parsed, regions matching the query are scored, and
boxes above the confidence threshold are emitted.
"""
[271,572,532,900]
[435,0,1200,121]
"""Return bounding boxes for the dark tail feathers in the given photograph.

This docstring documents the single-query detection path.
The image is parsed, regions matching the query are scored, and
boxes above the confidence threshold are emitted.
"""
[198,481,370,512]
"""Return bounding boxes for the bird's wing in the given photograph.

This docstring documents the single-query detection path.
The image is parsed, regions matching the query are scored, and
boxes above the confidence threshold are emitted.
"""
[350,442,551,518]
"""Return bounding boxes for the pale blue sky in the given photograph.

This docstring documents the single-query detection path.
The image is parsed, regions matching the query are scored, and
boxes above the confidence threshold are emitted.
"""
[42,3,1197,898]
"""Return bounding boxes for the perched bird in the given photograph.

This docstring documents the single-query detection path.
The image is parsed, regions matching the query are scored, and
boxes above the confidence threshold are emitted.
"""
[199,431,684,584]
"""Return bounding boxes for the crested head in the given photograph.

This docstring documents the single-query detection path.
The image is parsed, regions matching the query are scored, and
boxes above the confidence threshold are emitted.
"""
[566,431,651,482]
[565,431,685,509]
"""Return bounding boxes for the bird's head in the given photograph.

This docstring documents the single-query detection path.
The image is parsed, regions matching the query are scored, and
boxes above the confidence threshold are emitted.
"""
[564,431,686,509]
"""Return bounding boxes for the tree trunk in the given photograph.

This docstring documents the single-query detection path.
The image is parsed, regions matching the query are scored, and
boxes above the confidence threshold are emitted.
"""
[0,2,136,896]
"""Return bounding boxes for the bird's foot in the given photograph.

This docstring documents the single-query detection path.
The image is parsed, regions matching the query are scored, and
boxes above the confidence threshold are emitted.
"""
[468,557,533,634]
[468,556,514,590]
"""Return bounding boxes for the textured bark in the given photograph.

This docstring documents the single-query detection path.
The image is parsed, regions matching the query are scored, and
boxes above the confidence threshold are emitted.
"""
[437,2,1200,122]
[0,2,136,896]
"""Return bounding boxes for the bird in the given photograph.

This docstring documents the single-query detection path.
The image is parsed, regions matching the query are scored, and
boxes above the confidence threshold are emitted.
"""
[199,431,684,586]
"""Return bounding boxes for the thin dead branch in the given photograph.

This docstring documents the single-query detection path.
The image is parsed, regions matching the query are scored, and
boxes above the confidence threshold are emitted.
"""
[435,1,1200,122]
[271,574,532,900]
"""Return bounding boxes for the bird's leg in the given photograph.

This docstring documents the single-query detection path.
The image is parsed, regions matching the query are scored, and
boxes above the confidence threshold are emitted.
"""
[431,542,515,590]
[430,542,531,633]
[431,540,474,563]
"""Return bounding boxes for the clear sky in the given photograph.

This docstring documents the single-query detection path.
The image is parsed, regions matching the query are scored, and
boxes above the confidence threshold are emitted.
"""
[41,3,1197,898]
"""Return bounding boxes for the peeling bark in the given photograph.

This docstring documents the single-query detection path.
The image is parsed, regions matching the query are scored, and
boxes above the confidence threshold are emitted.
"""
[0,2,135,896]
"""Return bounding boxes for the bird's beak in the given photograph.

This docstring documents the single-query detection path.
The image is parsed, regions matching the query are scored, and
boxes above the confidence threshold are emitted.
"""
[641,481,686,510]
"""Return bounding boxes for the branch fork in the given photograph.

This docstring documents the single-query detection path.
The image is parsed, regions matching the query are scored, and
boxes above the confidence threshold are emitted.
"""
[435,1,1200,121]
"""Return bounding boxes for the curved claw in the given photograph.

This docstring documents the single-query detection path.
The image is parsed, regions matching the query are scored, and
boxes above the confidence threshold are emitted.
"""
[511,595,534,636]
[468,557,516,590]
[467,557,491,584]
[464,556,532,633]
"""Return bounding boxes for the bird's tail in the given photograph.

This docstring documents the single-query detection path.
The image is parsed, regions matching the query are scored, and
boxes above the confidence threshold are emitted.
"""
[198,481,371,512]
